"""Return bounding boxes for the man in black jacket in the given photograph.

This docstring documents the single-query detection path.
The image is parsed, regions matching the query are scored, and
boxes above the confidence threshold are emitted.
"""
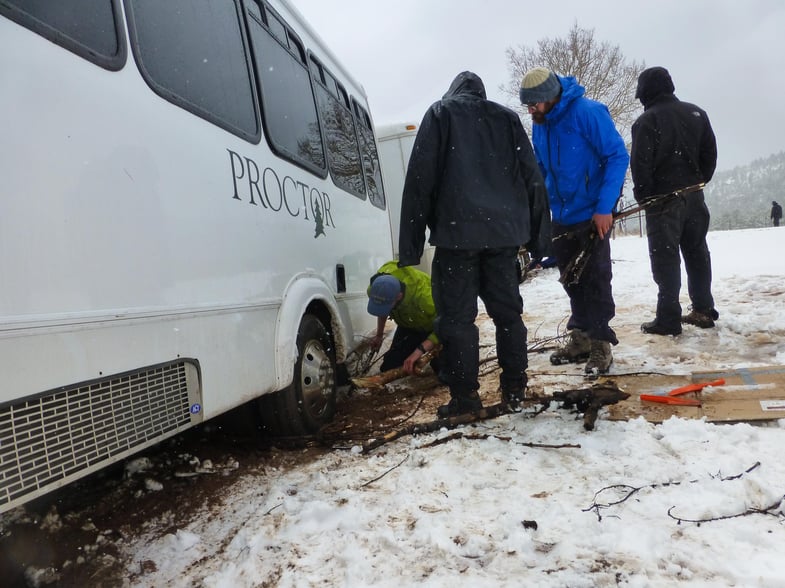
[631,66,719,334]
[398,71,551,417]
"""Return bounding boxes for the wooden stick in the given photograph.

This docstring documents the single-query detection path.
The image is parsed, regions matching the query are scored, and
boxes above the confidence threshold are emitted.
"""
[351,345,441,389]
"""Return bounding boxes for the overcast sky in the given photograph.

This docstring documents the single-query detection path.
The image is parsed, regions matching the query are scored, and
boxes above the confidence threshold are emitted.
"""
[292,0,783,172]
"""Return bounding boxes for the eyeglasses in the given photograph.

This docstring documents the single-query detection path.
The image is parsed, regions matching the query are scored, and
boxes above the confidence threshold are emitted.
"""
[525,102,540,108]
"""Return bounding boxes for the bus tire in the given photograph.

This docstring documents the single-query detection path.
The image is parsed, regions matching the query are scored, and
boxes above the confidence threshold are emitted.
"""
[259,314,337,436]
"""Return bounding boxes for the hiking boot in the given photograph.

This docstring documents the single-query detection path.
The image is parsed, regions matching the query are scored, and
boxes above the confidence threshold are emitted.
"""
[550,329,591,365]
[501,379,527,412]
[584,340,613,375]
[437,391,483,418]
[681,310,716,328]
[641,320,682,336]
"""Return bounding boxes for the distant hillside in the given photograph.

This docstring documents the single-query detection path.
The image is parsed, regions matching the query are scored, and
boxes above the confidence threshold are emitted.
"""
[705,151,785,230]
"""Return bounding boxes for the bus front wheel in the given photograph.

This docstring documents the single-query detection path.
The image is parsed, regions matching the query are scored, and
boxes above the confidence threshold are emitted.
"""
[259,314,337,436]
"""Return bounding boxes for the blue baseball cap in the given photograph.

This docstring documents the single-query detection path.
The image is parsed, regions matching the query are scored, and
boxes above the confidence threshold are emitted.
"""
[367,275,401,317]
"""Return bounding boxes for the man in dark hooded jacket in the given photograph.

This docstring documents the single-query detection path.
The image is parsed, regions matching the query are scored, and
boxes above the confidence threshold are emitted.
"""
[631,66,719,334]
[398,71,551,417]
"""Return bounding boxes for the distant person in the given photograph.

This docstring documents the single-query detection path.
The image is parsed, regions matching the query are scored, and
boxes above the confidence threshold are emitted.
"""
[772,201,782,227]
[398,71,551,417]
[366,261,440,376]
[519,67,629,375]
[630,66,719,334]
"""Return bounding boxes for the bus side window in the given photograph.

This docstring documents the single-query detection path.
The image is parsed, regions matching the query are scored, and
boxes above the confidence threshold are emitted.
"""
[352,100,386,210]
[0,0,126,70]
[125,0,258,141]
[245,2,326,176]
[309,55,365,199]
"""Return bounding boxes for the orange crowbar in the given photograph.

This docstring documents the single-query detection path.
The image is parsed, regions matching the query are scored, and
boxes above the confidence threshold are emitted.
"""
[640,378,726,407]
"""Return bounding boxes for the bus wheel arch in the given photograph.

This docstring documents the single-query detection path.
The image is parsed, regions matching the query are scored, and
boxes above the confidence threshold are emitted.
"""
[259,311,337,436]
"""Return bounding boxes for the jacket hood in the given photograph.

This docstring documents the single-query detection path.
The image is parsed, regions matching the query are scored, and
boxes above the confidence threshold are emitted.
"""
[443,71,486,100]
[636,66,675,108]
[544,75,584,123]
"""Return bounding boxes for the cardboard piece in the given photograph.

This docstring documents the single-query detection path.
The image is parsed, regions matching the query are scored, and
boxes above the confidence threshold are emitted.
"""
[607,366,785,423]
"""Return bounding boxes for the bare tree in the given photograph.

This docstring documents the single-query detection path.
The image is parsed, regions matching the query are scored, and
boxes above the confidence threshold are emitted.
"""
[501,23,644,141]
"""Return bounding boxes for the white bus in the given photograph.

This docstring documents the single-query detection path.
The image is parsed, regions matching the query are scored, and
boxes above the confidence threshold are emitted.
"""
[0,0,392,513]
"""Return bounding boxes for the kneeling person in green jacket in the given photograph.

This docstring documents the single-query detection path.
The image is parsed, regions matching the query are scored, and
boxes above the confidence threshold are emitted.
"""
[367,261,440,376]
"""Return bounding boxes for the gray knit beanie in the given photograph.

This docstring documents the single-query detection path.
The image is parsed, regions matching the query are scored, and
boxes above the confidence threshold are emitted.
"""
[519,68,561,104]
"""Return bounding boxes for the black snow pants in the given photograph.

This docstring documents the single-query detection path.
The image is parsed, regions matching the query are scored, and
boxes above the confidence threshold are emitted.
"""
[644,190,715,328]
[551,220,618,344]
[431,246,527,399]
[380,325,441,375]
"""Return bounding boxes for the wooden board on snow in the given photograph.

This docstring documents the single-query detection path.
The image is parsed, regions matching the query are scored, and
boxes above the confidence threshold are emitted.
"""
[606,366,785,423]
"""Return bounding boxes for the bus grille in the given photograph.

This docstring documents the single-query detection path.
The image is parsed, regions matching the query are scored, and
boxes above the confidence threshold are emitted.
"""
[0,360,201,513]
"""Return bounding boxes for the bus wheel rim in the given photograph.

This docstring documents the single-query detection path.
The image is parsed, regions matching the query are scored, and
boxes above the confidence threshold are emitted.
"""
[299,339,333,416]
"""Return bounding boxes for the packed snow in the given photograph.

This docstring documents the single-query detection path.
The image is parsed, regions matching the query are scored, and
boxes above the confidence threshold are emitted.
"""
[123,227,785,587]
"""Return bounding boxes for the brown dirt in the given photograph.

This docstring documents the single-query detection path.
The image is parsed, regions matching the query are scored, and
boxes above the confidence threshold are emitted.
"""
[0,351,516,588]
[0,406,330,588]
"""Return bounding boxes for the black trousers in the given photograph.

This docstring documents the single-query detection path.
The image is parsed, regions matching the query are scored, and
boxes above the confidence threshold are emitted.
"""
[431,247,527,397]
[551,221,618,344]
[645,191,715,327]
[380,326,441,374]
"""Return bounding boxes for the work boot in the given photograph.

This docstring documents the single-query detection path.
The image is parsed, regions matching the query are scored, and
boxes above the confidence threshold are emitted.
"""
[501,375,528,412]
[550,329,591,365]
[584,340,613,375]
[681,310,716,328]
[641,320,682,336]
[437,390,483,418]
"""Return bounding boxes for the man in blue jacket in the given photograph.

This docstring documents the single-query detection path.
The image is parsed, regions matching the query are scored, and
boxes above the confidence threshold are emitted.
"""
[519,68,629,375]
[399,71,551,417]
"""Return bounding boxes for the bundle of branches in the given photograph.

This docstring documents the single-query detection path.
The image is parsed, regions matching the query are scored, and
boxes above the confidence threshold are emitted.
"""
[351,333,562,391]
[549,381,630,430]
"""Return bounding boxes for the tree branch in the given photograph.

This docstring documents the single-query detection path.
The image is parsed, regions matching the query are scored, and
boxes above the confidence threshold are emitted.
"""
[583,463,769,522]
[360,454,409,488]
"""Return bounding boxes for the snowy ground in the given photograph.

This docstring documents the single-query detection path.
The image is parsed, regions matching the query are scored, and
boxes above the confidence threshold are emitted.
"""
[114,227,785,588]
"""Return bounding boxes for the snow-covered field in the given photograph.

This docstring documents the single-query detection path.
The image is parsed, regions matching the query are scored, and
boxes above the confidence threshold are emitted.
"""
[119,227,785,588]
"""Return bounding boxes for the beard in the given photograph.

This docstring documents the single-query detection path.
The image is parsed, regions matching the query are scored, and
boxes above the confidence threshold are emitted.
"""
[530,99,556,125]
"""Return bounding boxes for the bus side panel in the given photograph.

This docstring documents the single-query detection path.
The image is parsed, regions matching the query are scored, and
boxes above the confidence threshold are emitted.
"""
[0,1,393,511]
[0,13,390,409]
